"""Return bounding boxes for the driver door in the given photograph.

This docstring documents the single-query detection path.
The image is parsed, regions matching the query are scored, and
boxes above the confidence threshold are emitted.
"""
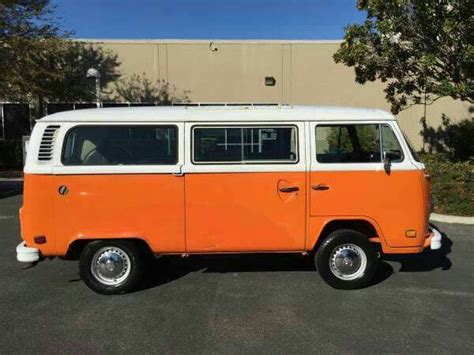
[309,121,425,248]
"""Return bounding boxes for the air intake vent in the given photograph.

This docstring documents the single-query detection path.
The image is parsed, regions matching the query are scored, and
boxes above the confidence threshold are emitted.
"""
[38,125,60,161]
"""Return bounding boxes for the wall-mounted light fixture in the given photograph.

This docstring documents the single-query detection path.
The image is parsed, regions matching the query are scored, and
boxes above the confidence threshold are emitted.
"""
[265,76,276,86]
[209,42,218,52]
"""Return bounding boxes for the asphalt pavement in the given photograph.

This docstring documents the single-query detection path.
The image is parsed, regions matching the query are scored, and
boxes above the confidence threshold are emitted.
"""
[0,180,473,353]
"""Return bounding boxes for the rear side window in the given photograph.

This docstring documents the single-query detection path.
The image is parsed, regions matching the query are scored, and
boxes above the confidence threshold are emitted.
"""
[193,126,298,163]
[381,124,404,162]
[316,124,381,163]
[62,125,177,165]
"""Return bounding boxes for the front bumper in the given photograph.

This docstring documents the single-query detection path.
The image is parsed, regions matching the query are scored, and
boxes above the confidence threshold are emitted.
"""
[423,227,442,250]
[16,241,40,263]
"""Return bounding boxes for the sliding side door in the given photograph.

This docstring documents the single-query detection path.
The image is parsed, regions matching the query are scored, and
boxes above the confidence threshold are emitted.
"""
[184,122,307,252]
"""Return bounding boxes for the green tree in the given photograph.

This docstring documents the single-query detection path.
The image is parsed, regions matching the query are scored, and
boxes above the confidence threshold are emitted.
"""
[112,73,190,105]
[0,1,121,117]
[0,0,58,39]
[334,0,473,114]
[0,0,60,101]
[52,42,121,102]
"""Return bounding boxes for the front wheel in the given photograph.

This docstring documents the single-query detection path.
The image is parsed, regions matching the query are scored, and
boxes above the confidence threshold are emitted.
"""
[315,229,378,290]
[79,240,145,295]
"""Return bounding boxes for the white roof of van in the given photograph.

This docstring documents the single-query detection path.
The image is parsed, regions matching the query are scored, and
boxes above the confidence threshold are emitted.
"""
[39,105,394,122]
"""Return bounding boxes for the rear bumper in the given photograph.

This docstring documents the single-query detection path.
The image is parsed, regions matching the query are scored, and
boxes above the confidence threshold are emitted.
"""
[423,227,442,250]
[16,241,40,263]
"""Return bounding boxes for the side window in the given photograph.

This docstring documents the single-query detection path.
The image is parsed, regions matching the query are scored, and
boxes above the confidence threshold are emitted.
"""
[193,126,298,163]
[316,124,381,163]
[381,125,404,162]
[62,125,178,165]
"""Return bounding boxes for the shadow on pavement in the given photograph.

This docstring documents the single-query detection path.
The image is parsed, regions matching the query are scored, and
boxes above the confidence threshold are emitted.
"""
[138,252,397,292]
[384,223,453,272]
[138,253,316,292]
[0,181,23,199]
[135,226,453,292]
[368,261,394,287]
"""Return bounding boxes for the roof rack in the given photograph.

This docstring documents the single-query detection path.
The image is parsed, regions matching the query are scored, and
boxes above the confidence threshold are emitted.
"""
[171,102,285,107]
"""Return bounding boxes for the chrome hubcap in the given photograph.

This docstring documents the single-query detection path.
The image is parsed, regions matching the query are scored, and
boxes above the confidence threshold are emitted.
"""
[91,247,131,286]
[329,244,367,281]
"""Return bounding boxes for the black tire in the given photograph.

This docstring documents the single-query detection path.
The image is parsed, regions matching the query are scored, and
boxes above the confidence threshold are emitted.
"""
[79,240,145,295]
[315,229,378,290]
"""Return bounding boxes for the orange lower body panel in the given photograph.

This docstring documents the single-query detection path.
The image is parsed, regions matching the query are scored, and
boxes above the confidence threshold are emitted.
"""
[20,168,430,257]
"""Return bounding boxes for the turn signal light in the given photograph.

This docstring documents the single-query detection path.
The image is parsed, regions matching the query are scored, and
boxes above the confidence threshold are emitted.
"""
[34,236,47,244]
[405,230,417,238]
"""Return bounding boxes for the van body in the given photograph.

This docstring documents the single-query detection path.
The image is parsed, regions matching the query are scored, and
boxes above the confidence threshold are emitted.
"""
[16,105,441,294]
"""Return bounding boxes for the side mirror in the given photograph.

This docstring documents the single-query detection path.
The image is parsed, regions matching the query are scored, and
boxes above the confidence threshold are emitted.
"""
[383,150,402,173]
[383,151,390,172]
[384,150,402,162]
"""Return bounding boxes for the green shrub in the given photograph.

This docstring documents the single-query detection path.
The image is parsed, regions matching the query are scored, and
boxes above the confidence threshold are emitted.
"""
[0,140,23,169]
[421,153,474,216]
[421,116,474,162]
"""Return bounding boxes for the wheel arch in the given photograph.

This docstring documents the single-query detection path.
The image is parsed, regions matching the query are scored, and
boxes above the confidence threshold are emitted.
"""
[65,237,153,260]
[310,217,384,253]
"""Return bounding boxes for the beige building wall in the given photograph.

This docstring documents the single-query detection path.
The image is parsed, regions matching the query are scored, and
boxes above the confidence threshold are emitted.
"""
[88,39,471,149]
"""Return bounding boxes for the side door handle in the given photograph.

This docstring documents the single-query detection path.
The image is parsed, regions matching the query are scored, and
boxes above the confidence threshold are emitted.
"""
[312,184,329,191]
[172,164,184,177]
[279,186,299,193]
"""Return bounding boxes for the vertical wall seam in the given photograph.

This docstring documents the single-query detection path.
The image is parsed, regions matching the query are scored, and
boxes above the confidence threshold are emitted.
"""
[289,44,293,104]
[281,44,284,104]
[155,44,159,80]
[165,44,169,81]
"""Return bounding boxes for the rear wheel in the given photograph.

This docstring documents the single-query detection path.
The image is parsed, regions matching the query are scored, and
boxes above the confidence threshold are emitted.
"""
[315,229,378,290]
[79,240,145,295]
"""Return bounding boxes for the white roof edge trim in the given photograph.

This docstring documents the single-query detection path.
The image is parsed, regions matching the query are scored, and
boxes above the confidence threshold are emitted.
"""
[74,39,344,44]
[38,105,394,123]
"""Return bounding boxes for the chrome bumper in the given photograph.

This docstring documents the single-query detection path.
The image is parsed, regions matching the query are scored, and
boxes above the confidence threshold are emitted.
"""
[16,241,40,263]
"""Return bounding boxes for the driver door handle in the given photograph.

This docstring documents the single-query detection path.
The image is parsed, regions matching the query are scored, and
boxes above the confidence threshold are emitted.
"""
[312,184,330,191]
[279,186,299,193]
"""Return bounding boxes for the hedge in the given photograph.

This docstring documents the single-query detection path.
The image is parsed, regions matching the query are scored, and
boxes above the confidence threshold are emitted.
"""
[0,140,23,169]
[421,153,474,217]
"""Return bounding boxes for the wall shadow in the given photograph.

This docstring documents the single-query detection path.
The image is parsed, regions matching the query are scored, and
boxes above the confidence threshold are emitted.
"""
[420,111,474,160]
[0,181,23,199]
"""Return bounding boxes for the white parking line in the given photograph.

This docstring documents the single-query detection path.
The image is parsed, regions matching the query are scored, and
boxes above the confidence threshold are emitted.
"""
[0,216,16,220]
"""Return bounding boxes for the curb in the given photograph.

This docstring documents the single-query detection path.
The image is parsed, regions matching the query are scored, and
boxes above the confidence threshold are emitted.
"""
[430,213,474,225]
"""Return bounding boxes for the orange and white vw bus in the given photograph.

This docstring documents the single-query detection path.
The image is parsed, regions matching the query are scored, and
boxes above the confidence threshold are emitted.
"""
[16,104,441,294]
